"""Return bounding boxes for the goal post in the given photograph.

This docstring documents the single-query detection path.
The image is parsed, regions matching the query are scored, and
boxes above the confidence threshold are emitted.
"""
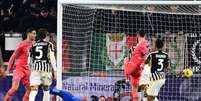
[57,0,201,101]
[57,0,63,91]
[58,0,201,5]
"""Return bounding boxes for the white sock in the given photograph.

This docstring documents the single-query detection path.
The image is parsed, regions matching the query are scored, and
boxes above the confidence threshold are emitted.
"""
[143,97,147,101]
[29,90,38,101]
[155,97,158,101]
[43,90,50,101]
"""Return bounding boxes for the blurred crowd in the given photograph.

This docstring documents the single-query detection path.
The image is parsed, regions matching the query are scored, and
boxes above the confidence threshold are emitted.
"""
[0,0,57,34]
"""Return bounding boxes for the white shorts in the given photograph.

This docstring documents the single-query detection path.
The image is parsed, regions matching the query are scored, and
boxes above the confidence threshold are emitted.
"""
[147,79,166,96]
[139,64,151,85]
[30,71,52,86]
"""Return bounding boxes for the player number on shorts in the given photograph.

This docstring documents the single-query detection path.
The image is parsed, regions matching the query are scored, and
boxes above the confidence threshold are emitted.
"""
[36,46,43,59]
[157,59,164,71]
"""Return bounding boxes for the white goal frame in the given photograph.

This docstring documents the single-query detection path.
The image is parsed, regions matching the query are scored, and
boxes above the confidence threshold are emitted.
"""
[57,0,201,100]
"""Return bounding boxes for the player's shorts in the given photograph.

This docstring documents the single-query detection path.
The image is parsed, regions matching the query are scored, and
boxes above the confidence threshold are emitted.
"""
[12,66,30,86]
[30,71,52,86]
[130,67,143,87]
[139,64,151,85]
[147,79,166,96]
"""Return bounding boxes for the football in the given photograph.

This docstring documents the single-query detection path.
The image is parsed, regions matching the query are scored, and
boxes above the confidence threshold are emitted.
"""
[183,69,193,78]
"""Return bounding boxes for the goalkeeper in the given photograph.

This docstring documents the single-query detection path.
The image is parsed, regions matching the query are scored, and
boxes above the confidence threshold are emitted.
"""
[124,31,149,101]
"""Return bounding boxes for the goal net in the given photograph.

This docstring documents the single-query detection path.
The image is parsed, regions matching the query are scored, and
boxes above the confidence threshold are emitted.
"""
[58,1,201,101]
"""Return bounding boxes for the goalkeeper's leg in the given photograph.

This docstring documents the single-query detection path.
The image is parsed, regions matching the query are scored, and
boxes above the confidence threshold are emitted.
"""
[130,68,143,101]
[4,70,24,101]
[22,83,31,101]
[131,78,141,101]
[124,58,139,75]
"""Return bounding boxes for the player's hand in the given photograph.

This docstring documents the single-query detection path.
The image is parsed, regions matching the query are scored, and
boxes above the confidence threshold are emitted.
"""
[125,79,130,84]
[125,75,130,84]
[124,57,129,65]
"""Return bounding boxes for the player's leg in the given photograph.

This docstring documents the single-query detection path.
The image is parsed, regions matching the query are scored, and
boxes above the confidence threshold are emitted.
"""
[147,79,166,101]
[43,85,51,101]
[22,84,31,101]
[146,82,157,101]
[4,81,20,101]
[4,69,24,101]
[124,59,140,75]
[139,84,148,101]
[22,69,31,101]
[130,68,143,101]
[29,86,38,101]
[42,72,52,101]
[29,71,41,101]
[147,96,155,101]
[139,64,151,101]
[131,78,140,101]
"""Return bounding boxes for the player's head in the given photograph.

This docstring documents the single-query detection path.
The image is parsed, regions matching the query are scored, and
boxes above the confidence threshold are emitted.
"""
[37,28,48,40]
[26,27,36,41]
[136,30,146,38]
[155,39,164,49]
[40,7,49,18]
[99,96,106,101]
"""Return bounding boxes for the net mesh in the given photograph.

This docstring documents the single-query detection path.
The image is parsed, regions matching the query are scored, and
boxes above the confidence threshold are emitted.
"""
[61,4,201,101]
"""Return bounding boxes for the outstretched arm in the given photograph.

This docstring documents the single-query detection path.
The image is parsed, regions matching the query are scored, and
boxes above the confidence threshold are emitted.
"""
[6,52,15,73]
[6,44,21,74]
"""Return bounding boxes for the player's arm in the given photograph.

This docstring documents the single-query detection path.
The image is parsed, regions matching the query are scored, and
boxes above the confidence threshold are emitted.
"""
[166,59,171,70]
[6,43,21,74]
[28,46,33,68]
[144,54,151,65]
[165,55,171,71]
[49,43,57,79]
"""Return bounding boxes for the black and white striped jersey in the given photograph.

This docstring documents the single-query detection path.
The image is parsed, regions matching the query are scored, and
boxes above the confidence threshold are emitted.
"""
[29,40,55,72]
[145,50,169,81]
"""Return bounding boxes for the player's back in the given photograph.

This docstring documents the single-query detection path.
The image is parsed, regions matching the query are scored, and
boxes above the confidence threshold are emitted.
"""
[30,40,54,72]
[146,50,169,81]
